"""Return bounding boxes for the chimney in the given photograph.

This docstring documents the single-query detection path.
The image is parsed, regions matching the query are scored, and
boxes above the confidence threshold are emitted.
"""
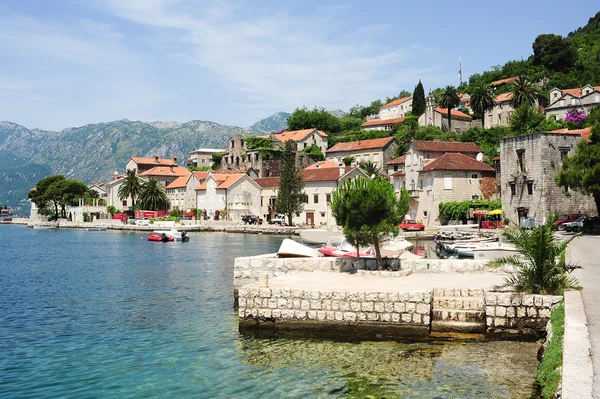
[154,155,159,163]
[339,164,345,176]
[113,171,119,180]
[173,156,177,164]
[170,165,174,173]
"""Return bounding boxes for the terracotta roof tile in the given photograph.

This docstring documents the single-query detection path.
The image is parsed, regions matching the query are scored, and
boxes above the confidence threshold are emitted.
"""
[253,177,281,188]
[196,173,245,190]
[387,155,406,165]
[494,92,513,103]
[138,166,191,177]
[361,116,406,127]
[304,161,343,169]
[421,153,494,172]
[326,137,395,153]
[491,76,518,85]
[299,167,355,182]
[193,171,210,180]
[211,169,247,175]
[390,170,405,177]
[411,140,482,153]
[166,176,189,189]
[435,107,473,120]
[559,86,600,98]
[131,156,176,166]
[381,96,412,108]
[551,127,592,142]
[273,128,328,142]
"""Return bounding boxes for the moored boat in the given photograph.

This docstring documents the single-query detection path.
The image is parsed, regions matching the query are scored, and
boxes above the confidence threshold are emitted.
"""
[472,242,522,260]
[319,236,374,258]
[277,239,322,258]
[299,229,344,245]
[148,233,174,242]
[152,229,189,242]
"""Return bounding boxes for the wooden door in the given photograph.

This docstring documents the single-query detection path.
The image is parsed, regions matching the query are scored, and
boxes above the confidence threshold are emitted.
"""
[306,212,314,226]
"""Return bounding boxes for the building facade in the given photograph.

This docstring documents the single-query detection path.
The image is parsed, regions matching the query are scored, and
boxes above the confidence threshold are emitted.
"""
[546,84,600,120]
[362,97,412,131]
[326,137,397,168]
[195,173,262,221]
[418,92,475,133]
[187,148,224,168]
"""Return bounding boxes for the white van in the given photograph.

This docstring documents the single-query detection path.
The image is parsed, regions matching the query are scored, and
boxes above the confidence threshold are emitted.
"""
[271,214,286,225]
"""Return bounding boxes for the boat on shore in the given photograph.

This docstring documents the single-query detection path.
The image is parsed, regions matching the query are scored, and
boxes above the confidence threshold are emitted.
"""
[319,237,374,258]
[277,239,322,258]
[299,229,344,245]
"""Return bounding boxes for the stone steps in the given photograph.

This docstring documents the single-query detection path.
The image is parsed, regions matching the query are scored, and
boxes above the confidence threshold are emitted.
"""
[431,288,486,334]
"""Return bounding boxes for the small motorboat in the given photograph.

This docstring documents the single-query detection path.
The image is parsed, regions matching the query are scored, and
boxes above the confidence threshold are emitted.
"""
[33,225,57,230]
[319,237,374,258]
[87,227,107,231]
[152,229,189,242]
[277,239,322,258]
[299,229,344,245]
[148,232,174,242]
[472,242,523,260]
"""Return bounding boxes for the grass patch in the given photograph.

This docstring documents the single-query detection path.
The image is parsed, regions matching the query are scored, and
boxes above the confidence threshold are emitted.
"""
[536,304,564,399]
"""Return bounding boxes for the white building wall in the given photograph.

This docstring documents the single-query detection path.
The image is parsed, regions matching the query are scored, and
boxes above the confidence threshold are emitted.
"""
[196,178,226,218]
[292,181,339,227]
[226,178,262,221]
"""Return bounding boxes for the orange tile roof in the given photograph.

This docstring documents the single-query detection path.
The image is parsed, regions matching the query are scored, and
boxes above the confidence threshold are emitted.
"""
[166,176,189,189]
[551,127,592,142]
[361,116,406,127]
[327,137,395,153]
[491,76,518,85]
[390,170,405,177]
[494,92,513,103]
[138,166,191,177]
[421,153,494,172]
[273,128,328,142]
[387,155,406,165]
[253,177,281,188]
[411,140,482,153]
[211,169,247,175]
[218,174,246,189]
[381,96,412,108]
[559,86,600,98]
[300,167,356,182]
[193,171,210,180]
[196,173,245,190]
[304,161,343,169]
[435,107,473,120]
[131,156,176,166]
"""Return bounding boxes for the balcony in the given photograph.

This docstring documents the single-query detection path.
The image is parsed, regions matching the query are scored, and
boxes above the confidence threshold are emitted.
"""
[408,189,420,198]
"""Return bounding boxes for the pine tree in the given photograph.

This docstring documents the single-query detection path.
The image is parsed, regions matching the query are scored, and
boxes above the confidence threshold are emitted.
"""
[412,80,426,117]
[276,140,305,226]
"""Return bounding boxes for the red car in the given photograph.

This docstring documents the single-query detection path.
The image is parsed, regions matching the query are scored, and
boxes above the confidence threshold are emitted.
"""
[556,213,586,229]
[399,219,425,231]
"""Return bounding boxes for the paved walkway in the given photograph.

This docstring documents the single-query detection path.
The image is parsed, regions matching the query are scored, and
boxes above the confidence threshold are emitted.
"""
[566,235,600,398]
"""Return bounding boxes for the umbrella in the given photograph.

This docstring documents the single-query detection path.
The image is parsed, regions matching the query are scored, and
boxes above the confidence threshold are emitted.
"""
[489,209,503,215]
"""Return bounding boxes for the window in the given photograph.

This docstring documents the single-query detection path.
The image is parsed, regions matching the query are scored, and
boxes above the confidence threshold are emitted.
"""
[553,92,558,98]
[320,212,326,217]
[122,199,127,206]
[594,94,600,102]
[326,194,331,203]
[393,165,398,172]
[425,153,431,160]
[313,194,319,204]
[471,173,479,179]
[517,150,525,172]
[560,149,569,161]
[231,140,235,149]
[510,183,516,196]
[527,181,533,195]
[571,98,577,106]
[472,195,479,200]
[443,177,452,190]
[201,159,206,164]
[303,195,309,204]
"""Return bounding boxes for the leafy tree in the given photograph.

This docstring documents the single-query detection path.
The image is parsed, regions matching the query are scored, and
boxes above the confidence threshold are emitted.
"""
[359,161,380,177]
[459,126,511,161]
[287,107,341,134]
[469,84,496,128]
[300,144,325,162]
[564,109,587,128]
[510,104,545,135]
[539,115,567,131]
[138,178,170,211]
[211,152,223,170]
[342,156,355,166]
[106,205,119,217]
[532,34,576,73]
[488,222,580,294]
[556,106,600,213]
[331,177,409,266]
[276,140,305,226]
[412,80,426,117]
[438,85,461,131]
[28,175,66,216]
[118,170,142,209]
[510,76,538,108]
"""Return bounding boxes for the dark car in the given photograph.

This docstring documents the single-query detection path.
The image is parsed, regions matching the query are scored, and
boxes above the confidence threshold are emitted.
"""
[241,215,258,225]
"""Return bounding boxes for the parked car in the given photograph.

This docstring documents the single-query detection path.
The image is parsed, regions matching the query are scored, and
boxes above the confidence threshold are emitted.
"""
[556,213,586,229]
[399,219,425,231]
[241,215,258,225]
[562,215,588,232]
[271,214,286,225]
[583,216,600,235]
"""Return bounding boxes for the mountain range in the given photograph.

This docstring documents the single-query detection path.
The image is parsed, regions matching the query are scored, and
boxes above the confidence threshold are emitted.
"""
[0,113,290,214]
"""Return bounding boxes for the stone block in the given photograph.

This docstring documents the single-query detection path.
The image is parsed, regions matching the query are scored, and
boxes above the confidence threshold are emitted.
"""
[381,313,391,322]
[326,311,335,320]
[272,309,282,318]
[291,289,303,299]
[422,315,430,325]
[539,308,551,318]
[341,301,351,312]
[347,292,359,301]
[268,299,277,309]
[302,291,312,300]
[495,306,507,317]
[362,302,374,312]
[511,295,521,306]
[311,291,320,300]
[393,302,406,313]
[470,289,484,297]
[310,300,322,310]
[259,288,272,298]
[344,312,357,321]
[280,289,291,298]
[485,306,495,317]
[416,303,430,314]
[277,298,288,309]
[388,292,399,302]
[374,302,384,312]
[332,292,346,300]
[542,295,555,307]
[391,313,400,322]
[406,302,416,313]
[238,287,249,298]
[401,313,412,323]
[261,298,269,308]
[301,300,310,310]
[294,310,307,320]
[321,291,332,299]
[423,293,432,304]
[534,296,543,307]
[293,299,301,308]
[317,311,327,321]
[495,317,507,327]
[527,307,538,318]
[506,307,516,318]
[409,292,423,302]
[307,311,317,320]
[413,314,422,324]
[331,301,340,311]
[357,312,367,321]
[496,293,512,306]
[238,308,245,318]
[522,295,534,306]
[384,303,394,313]
[484,294,497,306]
[433,288,445,297]
[517,306,527,318]
[238,298,247,307]
[486,317,494,327]
[350,302,361,312]
[258,309,272,318]
[365,292,378,301]
[367,313,379,321]
[333,312,343,321]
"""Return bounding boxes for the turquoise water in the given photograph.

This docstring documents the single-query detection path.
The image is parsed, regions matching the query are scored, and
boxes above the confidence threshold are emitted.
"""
[0,225,538,398]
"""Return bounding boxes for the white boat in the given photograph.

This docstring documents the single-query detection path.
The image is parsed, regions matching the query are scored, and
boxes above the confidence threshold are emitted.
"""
[382,235,413,252]
[277,239,323,258]
[299,229,344,245]
[87,227,107,231]
[153,229,189,242]
[33,225,57,230]
[472,242,523,260]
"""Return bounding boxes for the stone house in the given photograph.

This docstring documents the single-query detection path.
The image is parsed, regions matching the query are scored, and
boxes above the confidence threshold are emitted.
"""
[362,96,412,131]
[546,84,600,120]
[137,165,191,188]
[125,155,178,174]
[418,92,475,133]
[195,173,262,221]
[186,148,224,168]
[500,131,595,226]
[253,177,281,223]
[220,129,328,177]
[386,155,405,175]
[487,92,547,128]
[326,137,397,168]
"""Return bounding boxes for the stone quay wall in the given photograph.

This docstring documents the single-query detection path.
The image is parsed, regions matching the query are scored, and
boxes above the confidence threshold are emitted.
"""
[485,292,563,336]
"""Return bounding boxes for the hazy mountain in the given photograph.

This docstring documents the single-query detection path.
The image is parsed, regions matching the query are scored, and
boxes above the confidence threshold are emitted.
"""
[327,109,347,118]
[250,111,290,133]
[0,119,259,213]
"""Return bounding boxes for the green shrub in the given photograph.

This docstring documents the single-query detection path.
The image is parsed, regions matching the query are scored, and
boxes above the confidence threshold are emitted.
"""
[536,304,564,399]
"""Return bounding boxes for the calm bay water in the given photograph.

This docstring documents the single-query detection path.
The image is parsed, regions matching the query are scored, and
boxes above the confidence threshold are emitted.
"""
[0,225,538,398]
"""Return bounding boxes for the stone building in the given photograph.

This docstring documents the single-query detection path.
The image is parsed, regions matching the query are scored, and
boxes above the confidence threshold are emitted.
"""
[125,156,178,174]
[195,173,262,221]
[186,148,224,168]
[325,137,397,168]
[500,131,596,226]
[362,96,412,131]
[418,92,475,133]
[546,84,600,120]
[253,177,281,223]
[487,92,547,128]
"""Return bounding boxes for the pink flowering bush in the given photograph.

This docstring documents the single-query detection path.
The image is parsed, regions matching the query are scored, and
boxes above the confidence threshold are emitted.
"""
[564,109,587,128]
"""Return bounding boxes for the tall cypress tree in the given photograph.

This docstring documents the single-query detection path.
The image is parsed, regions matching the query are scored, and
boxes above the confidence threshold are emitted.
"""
[276,140,305,226]
[412,80,426,117]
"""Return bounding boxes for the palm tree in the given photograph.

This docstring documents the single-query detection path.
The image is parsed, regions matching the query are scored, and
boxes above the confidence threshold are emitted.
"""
[510,76,537,108]
[487,223,580,295]
[138,178,170,211]
[470,84,496,129]
[438,85,461,132]
[118,170,142,209]
[360,160,380,177]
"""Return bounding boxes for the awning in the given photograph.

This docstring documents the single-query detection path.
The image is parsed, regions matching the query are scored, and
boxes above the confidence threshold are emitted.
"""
[489,209,503,215]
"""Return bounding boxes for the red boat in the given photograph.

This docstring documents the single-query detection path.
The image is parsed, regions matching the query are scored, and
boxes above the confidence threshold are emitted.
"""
[318,237,373,258]
[148,233,174,242]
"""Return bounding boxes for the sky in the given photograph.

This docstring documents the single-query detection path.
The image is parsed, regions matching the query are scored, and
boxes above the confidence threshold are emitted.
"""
[0,0,598,131]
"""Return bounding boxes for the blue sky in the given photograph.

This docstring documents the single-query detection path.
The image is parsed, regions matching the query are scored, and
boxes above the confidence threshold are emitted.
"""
[0,0,598,131]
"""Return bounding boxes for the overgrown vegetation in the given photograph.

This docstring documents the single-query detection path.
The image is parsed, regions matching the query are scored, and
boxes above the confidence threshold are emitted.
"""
[300,144,325,161]
[536,304,565,399]
[438,199,502,225]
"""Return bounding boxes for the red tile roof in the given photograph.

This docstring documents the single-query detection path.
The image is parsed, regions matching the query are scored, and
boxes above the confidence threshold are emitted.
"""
[551,127,592,142]
[491,76,518,86]
[381,96,412,108]
[273,128,327,142]
[193,171,210,180]
[253,177,281,188]
[131,156,176,166]
[211,169,247,175]
[421,153,494,172]
[559,86,600,98]
[411,140,482,153]
[326,137,395,153]
[166,176,189,189]
[361,116,406,127]
[387,155,406,165]
[435,107,473,120]
[138,166,191,177]
[494,92,513,103]
[390,170,405,177]
[196,173,245,190]
[304,161,343,169]
[300,167,355,182]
